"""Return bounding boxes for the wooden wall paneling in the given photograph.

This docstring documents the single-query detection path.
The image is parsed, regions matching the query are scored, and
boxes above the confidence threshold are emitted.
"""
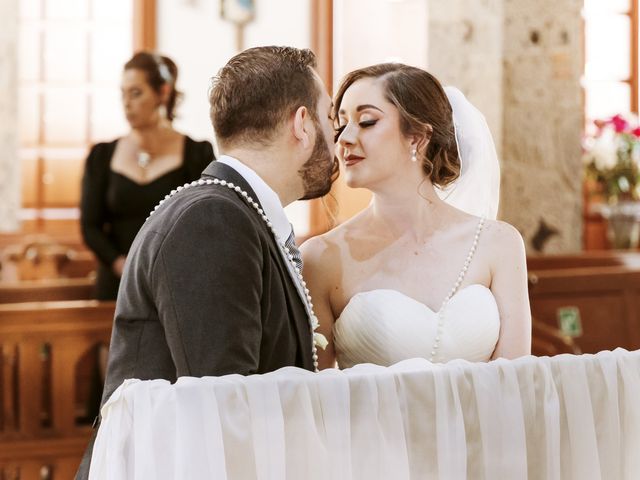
[527,251,640,270]
[531,292,630,352]
[0,343,18,432]
[0,301,115,479]
[310,0,333,92]
[0,279,95,304]
[624,287,640,348]
[528,267,640,354]
[42,157,84,208]
[309,0,334,235]
[18,342,43,436]
[21,156,39,208]
[133,0,157,51]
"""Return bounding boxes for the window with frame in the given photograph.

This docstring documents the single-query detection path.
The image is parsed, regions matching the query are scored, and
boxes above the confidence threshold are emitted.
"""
[18,0,136,221]
[583,0,638,121]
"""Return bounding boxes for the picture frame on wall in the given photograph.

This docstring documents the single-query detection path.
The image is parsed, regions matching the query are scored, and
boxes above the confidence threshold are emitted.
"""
[220,0,255,25]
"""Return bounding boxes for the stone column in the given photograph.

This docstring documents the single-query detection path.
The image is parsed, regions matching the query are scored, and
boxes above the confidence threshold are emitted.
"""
[0,0,20,232]
[426,0,504,157]
[501,0,584,252]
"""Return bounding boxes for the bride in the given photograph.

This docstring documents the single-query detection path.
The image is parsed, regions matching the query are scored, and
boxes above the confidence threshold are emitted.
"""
[301,63,531,369]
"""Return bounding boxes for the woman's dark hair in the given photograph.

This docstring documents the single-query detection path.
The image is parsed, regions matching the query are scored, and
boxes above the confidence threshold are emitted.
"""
[334,63,460,188]
[124,51,181,121]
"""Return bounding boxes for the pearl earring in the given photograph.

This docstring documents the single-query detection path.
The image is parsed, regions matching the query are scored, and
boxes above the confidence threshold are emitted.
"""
[411,149,417,162]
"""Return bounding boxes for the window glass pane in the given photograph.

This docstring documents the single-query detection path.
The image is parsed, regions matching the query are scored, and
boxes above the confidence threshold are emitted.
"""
[19,25,41,81]
[43,88,87,145]
[585,81,631,120]
[44,26,87,82]
[91,89,128,142]
[42,156,84,207]
[91,26,132,84]
[19,87,40,145]
[45,0,88,20]
[92,0,132,21]
[19,0,41,19]
[585,15,630,81]
[18,0,134,211]
[20,154,39,207]
[584,0,630,14]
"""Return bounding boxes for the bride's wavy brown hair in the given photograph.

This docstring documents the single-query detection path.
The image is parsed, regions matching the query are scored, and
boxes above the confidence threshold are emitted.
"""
[333,63,460,188]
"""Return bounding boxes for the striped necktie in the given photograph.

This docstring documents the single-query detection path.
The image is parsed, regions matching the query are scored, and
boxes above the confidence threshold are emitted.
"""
[285,228,303,272]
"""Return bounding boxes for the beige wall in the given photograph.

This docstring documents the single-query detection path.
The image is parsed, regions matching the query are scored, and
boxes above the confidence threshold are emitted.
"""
[157,0,313,235]
[0,0,19,232]
[426,0,504,158]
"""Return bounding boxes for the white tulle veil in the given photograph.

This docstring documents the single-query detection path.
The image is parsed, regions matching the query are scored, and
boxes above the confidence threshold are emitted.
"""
[435,87,501,220]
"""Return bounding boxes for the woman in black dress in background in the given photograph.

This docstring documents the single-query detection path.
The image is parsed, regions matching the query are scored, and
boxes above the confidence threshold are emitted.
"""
[81,52,214,300]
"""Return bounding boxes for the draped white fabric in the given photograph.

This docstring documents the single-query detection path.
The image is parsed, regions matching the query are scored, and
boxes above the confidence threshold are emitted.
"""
[89,349,640,480]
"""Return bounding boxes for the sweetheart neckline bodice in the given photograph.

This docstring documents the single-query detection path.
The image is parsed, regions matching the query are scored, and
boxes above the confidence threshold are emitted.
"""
[333,285,500,368]
[338,284,491,320]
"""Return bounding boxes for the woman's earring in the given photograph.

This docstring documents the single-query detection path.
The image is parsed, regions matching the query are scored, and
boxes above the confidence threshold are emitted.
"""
[411,148,418,162]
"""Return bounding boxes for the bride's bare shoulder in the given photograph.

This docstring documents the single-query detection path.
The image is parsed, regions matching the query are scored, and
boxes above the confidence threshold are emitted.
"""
[481,219,526,260]
[301,209,371,273]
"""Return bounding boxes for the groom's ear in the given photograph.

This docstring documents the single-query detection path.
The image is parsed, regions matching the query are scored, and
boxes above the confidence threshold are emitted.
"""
[292,106,312,149]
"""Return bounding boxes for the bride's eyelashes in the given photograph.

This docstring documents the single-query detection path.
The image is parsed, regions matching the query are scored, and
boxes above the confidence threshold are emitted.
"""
[334,120,378,142]
[359,120,377,128]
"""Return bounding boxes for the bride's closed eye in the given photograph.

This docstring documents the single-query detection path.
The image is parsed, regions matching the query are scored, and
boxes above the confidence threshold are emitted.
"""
[334,119,378,142]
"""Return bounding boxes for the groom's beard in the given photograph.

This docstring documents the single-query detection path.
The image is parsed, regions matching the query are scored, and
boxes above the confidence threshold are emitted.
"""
[298,119,338,200]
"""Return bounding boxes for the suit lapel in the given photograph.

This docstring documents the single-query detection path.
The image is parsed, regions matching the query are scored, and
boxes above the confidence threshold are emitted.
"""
[201,161,313,368]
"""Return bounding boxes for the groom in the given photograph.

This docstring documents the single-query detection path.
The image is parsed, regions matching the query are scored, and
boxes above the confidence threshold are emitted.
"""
[76,46,337,478]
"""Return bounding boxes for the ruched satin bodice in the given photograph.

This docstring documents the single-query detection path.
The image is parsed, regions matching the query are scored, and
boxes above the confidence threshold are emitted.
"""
[334,285,500,368]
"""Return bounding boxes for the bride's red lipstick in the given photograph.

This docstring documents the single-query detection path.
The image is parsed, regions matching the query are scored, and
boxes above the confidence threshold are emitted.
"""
[344,154,364,167]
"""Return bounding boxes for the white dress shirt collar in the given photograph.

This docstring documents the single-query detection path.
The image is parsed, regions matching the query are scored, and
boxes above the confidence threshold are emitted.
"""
[216,155,292,241]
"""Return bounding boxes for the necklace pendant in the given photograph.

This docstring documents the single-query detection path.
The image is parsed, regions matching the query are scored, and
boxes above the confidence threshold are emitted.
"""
[138,151,151,169]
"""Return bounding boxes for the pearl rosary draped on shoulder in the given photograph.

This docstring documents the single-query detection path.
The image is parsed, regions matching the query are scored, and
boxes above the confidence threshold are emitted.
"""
[147,178,325,372]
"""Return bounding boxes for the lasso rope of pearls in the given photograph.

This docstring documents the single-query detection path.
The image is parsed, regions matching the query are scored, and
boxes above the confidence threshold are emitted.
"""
[428,217,485,363]
[147,178,322,372]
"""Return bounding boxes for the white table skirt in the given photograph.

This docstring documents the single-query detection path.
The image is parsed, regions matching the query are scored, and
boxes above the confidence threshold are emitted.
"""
[89,349,640,480]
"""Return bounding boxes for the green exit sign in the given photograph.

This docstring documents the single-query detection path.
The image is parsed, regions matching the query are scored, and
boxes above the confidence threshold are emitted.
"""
[557,307,583,337]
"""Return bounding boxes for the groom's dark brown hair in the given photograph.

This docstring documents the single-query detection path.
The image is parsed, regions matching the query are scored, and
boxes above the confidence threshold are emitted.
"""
[209,46,320,148]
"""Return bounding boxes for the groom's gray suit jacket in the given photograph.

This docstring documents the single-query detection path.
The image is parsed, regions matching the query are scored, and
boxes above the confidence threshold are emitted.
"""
[76,161,314,479]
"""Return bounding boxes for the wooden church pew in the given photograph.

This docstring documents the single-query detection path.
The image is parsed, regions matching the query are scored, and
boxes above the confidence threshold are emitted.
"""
[1,239,96,282]
[0,278,95,304]
[0,300,114,480]
[528,255,640,354]
[527,250,640,270]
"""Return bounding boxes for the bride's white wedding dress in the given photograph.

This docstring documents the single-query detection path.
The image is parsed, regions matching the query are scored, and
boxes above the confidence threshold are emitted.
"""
[334,219,500,368]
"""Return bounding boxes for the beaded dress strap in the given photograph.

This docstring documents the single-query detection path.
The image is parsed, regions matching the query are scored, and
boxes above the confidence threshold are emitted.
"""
[448,217,486,300]
[428,217,486,363]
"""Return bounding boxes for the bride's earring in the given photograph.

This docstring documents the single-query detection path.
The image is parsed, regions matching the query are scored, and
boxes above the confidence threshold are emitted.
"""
[411,148,418,163]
